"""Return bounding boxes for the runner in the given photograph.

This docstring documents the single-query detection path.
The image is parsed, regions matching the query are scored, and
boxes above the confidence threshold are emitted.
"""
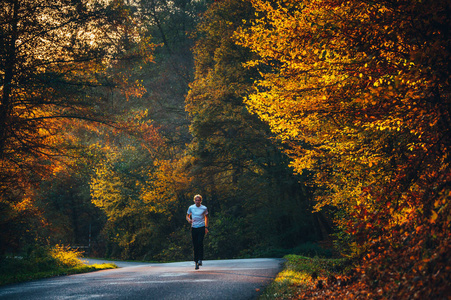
[186,194,208,270]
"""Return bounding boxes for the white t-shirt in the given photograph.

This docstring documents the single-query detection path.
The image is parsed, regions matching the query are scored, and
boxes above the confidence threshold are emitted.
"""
[187,204,208,228]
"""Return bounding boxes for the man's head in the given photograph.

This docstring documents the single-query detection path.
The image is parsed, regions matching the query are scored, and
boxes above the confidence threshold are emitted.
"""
[194,194,202,206]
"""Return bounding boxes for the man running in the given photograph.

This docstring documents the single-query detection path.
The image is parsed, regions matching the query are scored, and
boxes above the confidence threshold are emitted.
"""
[186,194,209,270]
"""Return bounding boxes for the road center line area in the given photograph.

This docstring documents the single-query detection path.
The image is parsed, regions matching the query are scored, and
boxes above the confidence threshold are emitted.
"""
[0,258,283,300]
[103,279,218,285]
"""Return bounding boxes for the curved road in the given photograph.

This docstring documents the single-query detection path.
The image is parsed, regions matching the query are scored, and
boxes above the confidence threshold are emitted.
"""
[0,258,283,299]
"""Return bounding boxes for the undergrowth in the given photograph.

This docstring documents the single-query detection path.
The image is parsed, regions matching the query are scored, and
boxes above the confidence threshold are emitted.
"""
[259,255,350,299]
[0,245,116,286]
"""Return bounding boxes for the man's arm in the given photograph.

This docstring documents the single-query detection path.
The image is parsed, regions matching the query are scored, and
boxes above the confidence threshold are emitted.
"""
[204,214,209,233]
[186,214,192,224]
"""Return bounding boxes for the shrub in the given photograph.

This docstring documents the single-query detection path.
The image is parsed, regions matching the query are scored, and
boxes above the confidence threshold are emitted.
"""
[0,244,114,285]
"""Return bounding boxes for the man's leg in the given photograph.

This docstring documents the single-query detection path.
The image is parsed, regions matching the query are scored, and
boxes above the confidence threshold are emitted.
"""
[198,228,205,263]
[191,227,205,269]
[192,228,200,263]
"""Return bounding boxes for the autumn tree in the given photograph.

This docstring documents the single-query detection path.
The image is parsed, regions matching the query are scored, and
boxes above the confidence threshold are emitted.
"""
[89,114,193,259]
[36,145,106,249]
[135,0,208,144]
[186,0,323,258]
[236,0,450,297]
[0,0,153,255]
[83,0,208,260]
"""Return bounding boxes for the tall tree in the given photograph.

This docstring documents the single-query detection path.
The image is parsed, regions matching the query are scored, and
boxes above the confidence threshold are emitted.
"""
[84,0,209,260]
[186,0,321,258]
[0,0,153,254]
[36,144,106,249]
[89,119,193,259]
[236,0,450,297]
[136,0,208,143]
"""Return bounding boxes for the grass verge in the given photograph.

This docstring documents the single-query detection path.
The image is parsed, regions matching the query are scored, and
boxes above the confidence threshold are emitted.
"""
[0,245,117,286]
[259,255,350,299]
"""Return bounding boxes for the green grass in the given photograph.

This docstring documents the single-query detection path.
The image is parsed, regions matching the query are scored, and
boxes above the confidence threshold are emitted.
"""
[259,255,350,299]
[0,245,117,286]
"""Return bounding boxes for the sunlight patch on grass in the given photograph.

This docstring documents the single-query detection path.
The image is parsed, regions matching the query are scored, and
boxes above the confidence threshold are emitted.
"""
[0,245,117,286]
[87,263,117,270]
[274,269,312,287]
[260,268,313,299]
[259,255,349,299]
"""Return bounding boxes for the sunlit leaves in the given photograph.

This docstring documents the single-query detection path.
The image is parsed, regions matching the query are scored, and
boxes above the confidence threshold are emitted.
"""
[0,0,155,192]
[185,0,322,257]
[0,0,160,258]
[236,0,450,297]
[141,157,191,217]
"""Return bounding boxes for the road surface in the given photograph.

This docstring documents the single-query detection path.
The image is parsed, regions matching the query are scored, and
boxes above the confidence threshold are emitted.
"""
[0,258,283,299]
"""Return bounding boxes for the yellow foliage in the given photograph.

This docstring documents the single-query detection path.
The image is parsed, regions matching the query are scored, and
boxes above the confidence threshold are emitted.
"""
[234,0,449,230]
[50,245,83,268]
[141,157,191,216]
[91,144,192,223]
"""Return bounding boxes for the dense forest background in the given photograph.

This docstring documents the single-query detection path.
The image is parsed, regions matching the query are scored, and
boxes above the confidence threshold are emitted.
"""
[1,0,449,297]
[0,0,327,261]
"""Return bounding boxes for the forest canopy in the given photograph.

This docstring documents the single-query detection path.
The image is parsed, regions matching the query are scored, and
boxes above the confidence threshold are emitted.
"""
[1,0,449,297]
[235,0,450,297]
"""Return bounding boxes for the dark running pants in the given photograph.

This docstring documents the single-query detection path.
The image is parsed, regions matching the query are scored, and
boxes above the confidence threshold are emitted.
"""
[191,226,205,263]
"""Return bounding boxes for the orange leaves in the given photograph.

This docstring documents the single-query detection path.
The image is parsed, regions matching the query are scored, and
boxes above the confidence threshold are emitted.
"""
[12,197,34,213]
[141,157,192,215]
[430,210,439,223]
[237,0,450,206]
[235,0,450,297]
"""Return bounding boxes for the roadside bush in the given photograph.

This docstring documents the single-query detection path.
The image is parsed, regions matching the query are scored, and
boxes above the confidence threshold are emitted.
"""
[49,245,83,268]
[0,244,114,285]
[259,255,351,299]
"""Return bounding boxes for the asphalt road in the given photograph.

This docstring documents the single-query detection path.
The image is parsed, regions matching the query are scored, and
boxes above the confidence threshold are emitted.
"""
[0,258,283,300]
